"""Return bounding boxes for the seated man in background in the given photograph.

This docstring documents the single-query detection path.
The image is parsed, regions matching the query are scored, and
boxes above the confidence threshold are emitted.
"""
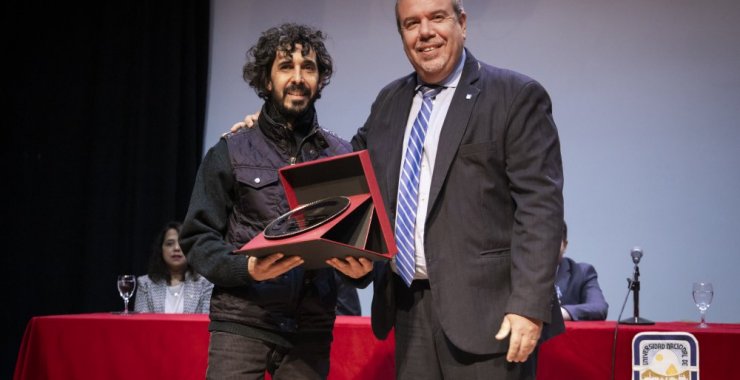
[556,222,609,321]
[336,275,361,316]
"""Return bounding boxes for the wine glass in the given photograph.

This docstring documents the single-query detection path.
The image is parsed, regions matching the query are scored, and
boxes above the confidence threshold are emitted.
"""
[117,275,137,314]
[692,282,713,328]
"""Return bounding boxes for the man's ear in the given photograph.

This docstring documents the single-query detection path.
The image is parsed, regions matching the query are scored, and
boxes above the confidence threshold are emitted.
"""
[459,11,467,39]
[559,239,568,261]
[266,80,272,92]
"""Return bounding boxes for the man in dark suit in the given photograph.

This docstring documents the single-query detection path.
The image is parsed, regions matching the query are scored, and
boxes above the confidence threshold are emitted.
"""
[556,222,609,321]
[349,0,565,378]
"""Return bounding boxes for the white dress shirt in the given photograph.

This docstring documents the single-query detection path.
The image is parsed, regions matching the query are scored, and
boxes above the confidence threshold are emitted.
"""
[394,50,466,280]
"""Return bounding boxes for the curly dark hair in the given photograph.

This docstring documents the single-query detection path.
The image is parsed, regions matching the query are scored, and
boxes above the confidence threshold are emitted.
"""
[242,23,333,100]
[147,221,199,284]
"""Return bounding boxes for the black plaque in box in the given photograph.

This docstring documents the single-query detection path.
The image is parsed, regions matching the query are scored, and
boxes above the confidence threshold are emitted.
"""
[234,150,397,269]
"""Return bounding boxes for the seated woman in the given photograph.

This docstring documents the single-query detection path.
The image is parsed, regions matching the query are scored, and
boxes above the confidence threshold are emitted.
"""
[135,221,213,313]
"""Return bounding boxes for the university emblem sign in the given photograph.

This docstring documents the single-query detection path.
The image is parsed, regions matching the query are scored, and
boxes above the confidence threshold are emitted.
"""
[632,332,699,380]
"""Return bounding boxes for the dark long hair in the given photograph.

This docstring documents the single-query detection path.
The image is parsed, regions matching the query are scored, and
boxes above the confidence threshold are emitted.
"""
[147,221,198,284]
[242,23,333,100]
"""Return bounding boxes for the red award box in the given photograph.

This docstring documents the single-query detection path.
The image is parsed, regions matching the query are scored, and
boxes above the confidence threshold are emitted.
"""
[234,150,397,269]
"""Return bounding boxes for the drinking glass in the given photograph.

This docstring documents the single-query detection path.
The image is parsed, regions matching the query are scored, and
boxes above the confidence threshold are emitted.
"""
[117,275,137,314]
[692,282,713,328]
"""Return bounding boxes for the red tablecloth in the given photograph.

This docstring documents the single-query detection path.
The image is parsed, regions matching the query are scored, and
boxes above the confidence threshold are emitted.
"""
[14,314,739,380]
[13,314,395,380]
[537,320,740,380]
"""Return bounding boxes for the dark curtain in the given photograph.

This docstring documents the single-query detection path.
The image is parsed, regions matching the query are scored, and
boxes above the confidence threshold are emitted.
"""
[2,2,210,377]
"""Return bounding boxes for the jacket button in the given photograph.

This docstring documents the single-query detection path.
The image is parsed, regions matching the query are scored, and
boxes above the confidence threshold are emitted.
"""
[254,177,261,184]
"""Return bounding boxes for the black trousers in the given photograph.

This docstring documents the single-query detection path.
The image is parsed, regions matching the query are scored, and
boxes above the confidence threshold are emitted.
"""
[205,330,331,380]
[394,275,537,380]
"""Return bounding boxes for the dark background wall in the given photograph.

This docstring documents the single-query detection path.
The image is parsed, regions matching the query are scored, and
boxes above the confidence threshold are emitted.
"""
[2,2,210,378]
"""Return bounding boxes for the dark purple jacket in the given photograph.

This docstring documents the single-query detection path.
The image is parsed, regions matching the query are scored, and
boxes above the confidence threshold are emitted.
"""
[181,106,352,335]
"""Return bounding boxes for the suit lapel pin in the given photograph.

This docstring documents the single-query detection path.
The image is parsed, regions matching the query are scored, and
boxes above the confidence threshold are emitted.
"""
[465,94,472,99]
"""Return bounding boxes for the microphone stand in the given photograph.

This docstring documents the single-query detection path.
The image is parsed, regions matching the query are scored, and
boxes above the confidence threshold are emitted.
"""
[619,263,654,325]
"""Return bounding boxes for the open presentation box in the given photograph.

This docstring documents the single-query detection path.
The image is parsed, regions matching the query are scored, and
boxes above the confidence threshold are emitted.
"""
[235,150,397,269]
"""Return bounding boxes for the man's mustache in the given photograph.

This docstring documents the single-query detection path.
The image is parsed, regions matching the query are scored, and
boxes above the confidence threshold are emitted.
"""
[284,83,310,96]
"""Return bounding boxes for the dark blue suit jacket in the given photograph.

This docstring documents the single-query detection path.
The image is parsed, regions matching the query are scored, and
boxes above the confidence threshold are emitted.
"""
[556,257,609,320]
[352,50,564,355]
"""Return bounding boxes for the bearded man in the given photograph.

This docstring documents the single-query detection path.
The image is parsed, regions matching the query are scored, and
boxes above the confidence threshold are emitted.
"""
[180,23,371,379]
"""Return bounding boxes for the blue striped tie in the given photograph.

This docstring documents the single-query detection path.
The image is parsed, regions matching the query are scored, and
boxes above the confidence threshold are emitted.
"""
[395,85,443,286]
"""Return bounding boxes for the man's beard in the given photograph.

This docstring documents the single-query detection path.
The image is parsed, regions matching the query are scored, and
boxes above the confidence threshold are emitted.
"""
[273,83,316,120]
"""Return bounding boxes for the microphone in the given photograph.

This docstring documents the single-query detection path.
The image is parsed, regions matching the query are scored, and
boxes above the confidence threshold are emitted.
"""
[630,247,643,265]
[619,246,654,325]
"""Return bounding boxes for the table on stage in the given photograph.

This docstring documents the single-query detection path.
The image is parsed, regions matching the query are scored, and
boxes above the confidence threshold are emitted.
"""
[14,314,740,380]
[537,320,740,380]
[13,314,394,380]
